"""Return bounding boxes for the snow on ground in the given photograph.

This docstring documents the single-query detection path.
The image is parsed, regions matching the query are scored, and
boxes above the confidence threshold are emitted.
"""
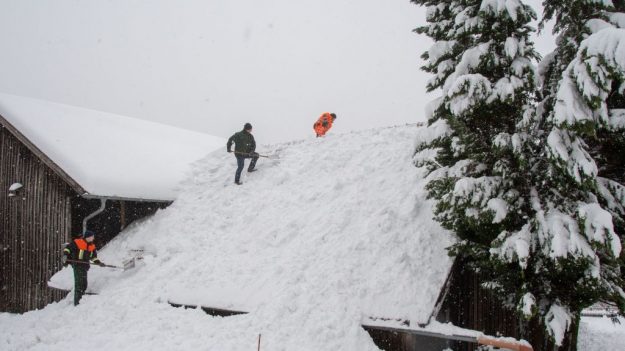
[1,125,456,351]
[0,93,224,201]
[578,316,625,351]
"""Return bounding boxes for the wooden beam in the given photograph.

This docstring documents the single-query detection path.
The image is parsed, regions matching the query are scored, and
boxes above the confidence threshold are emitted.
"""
[120,201,127,230]
[168,301,248,317]
[362,324,475,343]
[362,322,533,351]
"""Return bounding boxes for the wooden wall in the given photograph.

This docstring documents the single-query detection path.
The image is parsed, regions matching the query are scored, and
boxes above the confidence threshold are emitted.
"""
[437,258,555,350]
[0,125,71,312]
[440,259,519,342]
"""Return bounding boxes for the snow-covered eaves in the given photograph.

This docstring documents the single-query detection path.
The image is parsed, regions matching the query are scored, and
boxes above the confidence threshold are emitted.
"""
[0,93,225,201]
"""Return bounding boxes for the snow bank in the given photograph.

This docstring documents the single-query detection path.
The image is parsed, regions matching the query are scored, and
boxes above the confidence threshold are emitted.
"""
[578,316,625,351]
[2,124,455,351]
[0,93,224,201]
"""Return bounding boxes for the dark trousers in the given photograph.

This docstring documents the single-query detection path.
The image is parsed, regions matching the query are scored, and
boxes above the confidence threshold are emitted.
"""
[72,266,88,305]
[235,154,258,182]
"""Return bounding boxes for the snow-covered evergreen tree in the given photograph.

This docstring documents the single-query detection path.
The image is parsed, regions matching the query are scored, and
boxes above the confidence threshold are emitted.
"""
[540,0,625,337]
[539,0,615,110]
[495,0,625,348]
[412,0,624,349]
[540,1,625,199]
[412,0,540,328]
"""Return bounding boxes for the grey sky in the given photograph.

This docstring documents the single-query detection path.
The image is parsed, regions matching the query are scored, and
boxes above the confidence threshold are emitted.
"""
[0,0,554,144]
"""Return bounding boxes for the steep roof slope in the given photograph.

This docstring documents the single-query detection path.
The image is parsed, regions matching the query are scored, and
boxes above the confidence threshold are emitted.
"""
[0,93,224,201]
[7,124,455,351]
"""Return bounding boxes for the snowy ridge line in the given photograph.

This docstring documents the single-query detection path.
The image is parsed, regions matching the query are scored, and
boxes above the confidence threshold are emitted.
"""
[260,122,423,149]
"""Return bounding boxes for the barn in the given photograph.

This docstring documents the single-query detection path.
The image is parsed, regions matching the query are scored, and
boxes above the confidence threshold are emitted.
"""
[0,93,224,313]
[363,256,551,350]
[37,120,556,350]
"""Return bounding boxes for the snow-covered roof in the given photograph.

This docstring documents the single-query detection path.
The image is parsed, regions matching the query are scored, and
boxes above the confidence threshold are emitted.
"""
[48,125,457,350]
[0,93,224,201]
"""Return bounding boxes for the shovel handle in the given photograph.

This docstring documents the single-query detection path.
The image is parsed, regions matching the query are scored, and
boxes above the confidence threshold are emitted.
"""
[65,259,92,266]
[66,259,121,269]
[234,151,273,158]
[101,264,124,269]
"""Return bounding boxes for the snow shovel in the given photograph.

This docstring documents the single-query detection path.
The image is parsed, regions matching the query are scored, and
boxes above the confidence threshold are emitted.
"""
[66,259,135,271]
[234,151,279,160]
[128,248,156,257]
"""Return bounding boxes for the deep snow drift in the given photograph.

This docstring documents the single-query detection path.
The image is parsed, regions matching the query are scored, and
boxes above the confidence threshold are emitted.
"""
[578,316,625,350]
[3,124,623,350]
[2,125,457,351]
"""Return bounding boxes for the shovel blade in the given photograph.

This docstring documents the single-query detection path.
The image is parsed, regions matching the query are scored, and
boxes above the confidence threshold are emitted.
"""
[122,258,136,270]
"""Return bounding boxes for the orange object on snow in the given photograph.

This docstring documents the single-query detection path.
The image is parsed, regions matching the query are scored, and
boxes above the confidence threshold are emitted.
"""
[313,112,337,137]
[74,238,96,253]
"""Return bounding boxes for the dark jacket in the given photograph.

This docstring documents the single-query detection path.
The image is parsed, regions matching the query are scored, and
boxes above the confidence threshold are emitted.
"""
[227,130,256,154]
[63,238,101,270]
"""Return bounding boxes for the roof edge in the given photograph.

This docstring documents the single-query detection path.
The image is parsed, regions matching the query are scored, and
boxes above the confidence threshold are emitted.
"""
[0,113,87,195]
[81,193,173,203]
[426,256,458,325]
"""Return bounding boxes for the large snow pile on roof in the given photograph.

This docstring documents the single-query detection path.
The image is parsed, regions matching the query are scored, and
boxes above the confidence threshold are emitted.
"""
[0,93,224,201]
[2,125,455,350]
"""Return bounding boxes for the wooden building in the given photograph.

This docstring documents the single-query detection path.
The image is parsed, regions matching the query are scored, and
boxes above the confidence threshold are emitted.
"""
[364,256,554,351]
[0,93,224,313]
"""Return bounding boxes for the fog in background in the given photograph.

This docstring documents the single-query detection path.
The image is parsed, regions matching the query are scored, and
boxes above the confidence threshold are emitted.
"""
[0,0,554,144]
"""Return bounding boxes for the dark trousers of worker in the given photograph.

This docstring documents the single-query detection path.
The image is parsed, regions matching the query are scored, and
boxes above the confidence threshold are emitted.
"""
[72,265,88,306]
[235,154,258,183]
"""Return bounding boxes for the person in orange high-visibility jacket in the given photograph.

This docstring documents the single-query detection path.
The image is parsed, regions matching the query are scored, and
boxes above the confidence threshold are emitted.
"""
[313,112,337,137]
[62,230,104,305]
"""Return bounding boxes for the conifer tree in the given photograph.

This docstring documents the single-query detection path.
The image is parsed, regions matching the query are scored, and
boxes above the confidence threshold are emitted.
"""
[412,1,624,349]
[541,0,625,329]
[412,0,540,329]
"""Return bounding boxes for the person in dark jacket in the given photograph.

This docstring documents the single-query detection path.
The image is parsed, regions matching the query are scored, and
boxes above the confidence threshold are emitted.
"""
[62,230,104,305]
[227,123,259,185]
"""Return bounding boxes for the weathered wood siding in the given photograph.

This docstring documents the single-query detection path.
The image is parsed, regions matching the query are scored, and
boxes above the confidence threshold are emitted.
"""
[0,124,71,312]
[438,258,555,350]
[440,260,519,341]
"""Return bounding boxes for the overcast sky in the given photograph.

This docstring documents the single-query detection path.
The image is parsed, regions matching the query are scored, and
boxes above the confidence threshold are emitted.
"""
[0,0,554,144]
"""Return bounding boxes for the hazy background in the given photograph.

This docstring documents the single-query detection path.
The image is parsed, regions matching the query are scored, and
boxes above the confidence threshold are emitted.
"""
[0,0,554,144]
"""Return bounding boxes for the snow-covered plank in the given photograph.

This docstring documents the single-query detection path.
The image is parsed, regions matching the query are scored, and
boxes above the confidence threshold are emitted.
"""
[362,318,533,351]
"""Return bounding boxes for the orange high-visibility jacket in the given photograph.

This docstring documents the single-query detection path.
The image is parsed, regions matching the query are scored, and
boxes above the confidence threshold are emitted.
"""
[313,112,334,136]
[63,238,101,269]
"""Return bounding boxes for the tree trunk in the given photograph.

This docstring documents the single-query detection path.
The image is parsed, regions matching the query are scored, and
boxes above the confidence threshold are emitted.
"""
[524,315,553,351]
[558,314,580,351]
[521,313,580,351]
